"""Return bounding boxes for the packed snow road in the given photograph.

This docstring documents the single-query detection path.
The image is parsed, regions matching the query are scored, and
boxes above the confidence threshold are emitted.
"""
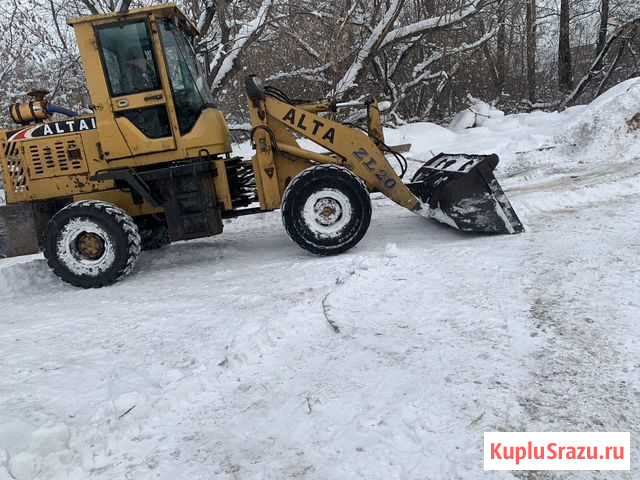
[1,80,640,479]
[0,191,638,480]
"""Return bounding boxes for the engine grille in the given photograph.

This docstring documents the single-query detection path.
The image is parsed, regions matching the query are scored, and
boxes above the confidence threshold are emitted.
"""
[24,136,88,179]
[2,141,28,194]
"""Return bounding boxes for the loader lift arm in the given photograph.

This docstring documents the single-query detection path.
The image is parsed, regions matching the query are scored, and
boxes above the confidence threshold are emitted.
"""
[245,76,422,213]
[245,76,524,235]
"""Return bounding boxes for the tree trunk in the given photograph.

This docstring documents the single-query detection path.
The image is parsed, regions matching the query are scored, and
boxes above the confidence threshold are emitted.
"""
[560,18,640,109]
[558,0,573,93]
[495,0,507,97]
[596,0,610,68]
[526,0,537,102]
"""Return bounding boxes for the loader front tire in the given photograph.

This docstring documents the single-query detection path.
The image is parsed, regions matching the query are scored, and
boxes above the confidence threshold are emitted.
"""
[43,201,141,288]
[282,165,372,255]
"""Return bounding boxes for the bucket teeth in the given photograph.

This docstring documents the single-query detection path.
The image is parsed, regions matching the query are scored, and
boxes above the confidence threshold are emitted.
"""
[407,153,524,234]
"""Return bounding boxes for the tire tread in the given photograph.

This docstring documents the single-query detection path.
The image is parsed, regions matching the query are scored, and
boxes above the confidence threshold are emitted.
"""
[281,165,371,255]
[44,200,141,288]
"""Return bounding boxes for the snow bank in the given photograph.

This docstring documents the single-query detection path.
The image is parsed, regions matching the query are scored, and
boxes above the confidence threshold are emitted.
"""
[0,257,62,298]
[558,78,640,162]
[449,96,505,130]
[384,122,457,159]
[0,419,72,480]
[383,80,640,220]
[448,109,476,130]
[498,79,640,217]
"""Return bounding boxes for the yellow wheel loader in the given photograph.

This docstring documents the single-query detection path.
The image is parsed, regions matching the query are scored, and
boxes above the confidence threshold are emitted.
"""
[0,4,523,288]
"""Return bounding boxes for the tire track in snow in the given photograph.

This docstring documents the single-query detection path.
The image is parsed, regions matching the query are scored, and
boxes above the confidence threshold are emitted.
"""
[503,159,640,225]
[515,199,640,480]
[506,159,640,195]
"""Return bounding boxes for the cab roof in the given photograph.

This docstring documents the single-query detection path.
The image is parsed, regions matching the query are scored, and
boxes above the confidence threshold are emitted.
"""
[67,4,199,36]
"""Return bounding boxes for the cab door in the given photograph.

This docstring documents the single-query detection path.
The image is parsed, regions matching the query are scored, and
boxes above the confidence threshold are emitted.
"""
[94,19,176,160]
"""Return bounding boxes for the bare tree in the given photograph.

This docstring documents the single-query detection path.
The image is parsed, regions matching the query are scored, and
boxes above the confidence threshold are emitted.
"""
[495,0,507,96]
[558,0,573,93]
[1,0,640,131]
[595,0,610,69]
[526,0,537,102]
[561,16,639,109]
[198,0,274,96]
[597,0,611,54]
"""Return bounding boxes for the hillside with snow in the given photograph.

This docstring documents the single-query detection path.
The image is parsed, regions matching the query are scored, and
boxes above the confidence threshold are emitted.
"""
[1,79,639,479]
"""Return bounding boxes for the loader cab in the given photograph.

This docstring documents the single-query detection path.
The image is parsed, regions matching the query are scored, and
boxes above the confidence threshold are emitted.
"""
[68,5,230,165]
[155,19,212,134]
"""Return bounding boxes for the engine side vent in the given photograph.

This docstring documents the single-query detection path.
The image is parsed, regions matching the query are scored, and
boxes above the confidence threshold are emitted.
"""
[23,135,88,179]
[7,155,29,193]
[1,140,29,201]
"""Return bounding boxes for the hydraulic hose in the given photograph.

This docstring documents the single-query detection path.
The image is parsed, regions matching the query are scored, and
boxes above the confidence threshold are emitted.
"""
[46,104,78,117]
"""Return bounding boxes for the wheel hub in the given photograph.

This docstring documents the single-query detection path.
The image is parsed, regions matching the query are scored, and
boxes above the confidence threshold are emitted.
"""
[301,188,353,240]
[76,232,106,260]
[56,218,116,277]
[314,198,343,226]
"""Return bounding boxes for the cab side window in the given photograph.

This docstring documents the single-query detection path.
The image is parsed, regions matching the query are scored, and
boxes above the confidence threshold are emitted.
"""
[97,21,161,96]
[97,20,171,139]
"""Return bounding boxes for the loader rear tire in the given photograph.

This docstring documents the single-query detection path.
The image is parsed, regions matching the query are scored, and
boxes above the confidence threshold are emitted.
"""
[43,201,141,288]
[282,165,371,255]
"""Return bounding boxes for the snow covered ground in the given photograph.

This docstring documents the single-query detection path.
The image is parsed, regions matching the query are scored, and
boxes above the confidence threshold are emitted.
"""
[1,80,640,479]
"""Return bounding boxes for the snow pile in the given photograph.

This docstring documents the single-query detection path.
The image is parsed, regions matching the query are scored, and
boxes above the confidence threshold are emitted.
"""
[502,79,640,216]
[0,257,61,297]
[0,420,72,480]
[558,77,640,162]
[449,95,505,130]
[383,242,400,258]
[384,79,640,219]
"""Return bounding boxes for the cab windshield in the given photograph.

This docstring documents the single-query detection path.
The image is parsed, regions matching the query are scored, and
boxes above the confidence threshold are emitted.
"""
[159,19,212,134]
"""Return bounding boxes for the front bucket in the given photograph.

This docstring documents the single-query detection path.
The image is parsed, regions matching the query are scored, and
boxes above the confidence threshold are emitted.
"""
[407,153,524,234]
